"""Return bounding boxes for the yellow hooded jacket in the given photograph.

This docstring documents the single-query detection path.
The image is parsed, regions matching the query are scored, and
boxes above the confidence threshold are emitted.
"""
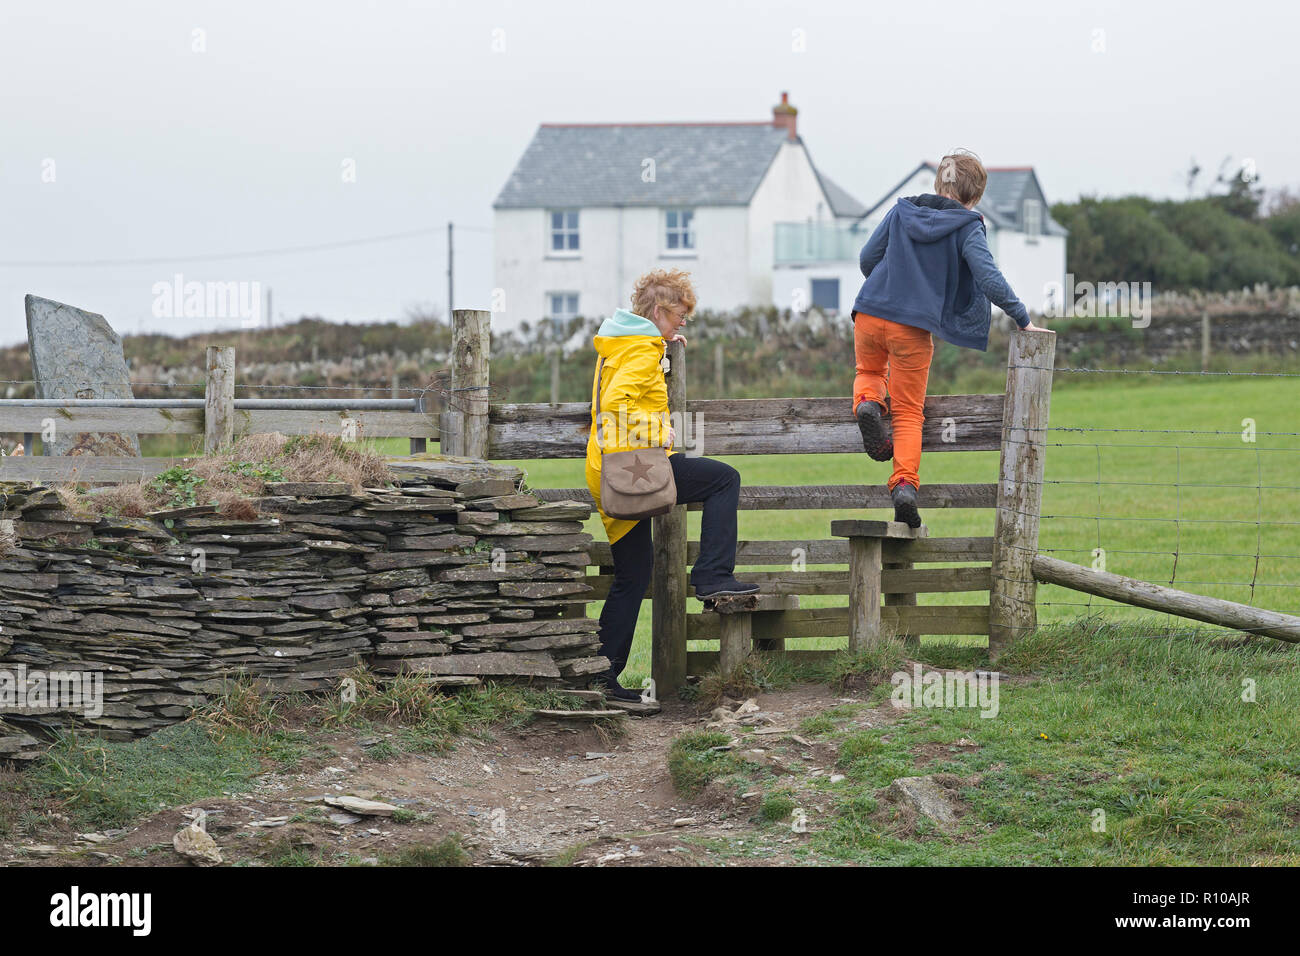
[585,308,677,545]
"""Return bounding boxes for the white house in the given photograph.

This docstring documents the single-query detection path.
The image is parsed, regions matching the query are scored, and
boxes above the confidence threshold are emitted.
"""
[492,93,867,327]
[772,161,1068,317]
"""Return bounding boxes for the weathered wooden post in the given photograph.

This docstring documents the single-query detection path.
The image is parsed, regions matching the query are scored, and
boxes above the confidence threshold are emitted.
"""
[442,309,490,459]
[884,558,918,646]
[1201,310,1211,373]
[989,329,1056,656]
[847,536,883,651]
[550,345,561,406]
[652,339,688,694]
[204,346,235,455]
[718,609,752,675]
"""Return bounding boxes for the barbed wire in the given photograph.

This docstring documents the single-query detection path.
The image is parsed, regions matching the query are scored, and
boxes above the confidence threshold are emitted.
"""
[1002,436,1300,453]
[1040,546,1300,560]
[1048,426,1300,437]
[1026,366,1300,377]
[1026,421,1296,615]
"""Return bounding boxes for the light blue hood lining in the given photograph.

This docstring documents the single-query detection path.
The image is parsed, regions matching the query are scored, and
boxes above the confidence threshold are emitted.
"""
[596,308,660,337]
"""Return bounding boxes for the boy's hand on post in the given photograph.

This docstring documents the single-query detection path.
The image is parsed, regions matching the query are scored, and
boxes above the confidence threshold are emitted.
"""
[1021,322,1051,332]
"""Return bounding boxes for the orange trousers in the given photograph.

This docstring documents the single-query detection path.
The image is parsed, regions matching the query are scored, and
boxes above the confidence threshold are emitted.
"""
[852,311,934,491]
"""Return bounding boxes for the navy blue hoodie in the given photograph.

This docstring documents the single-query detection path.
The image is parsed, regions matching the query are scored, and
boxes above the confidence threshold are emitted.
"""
[851,194,1030,351]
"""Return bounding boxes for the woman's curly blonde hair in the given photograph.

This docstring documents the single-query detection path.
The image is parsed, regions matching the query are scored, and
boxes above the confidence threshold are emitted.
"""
[631,268,697,319]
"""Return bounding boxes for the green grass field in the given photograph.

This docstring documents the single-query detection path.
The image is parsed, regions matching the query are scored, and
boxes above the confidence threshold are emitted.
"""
[702,622,1300,866]
[494,375,1300,686]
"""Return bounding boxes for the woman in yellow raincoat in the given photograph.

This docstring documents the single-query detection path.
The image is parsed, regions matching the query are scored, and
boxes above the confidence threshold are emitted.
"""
[585,269,757,701]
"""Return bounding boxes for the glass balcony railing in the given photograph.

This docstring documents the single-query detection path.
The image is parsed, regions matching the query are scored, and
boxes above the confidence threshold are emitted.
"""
[774,221,867,264]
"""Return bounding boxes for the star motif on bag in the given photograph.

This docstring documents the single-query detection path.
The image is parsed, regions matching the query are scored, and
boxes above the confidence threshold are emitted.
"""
[622,454,654,484]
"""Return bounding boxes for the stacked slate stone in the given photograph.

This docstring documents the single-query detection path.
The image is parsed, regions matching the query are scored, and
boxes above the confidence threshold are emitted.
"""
[0,457,603,744]
[365,458,604,685]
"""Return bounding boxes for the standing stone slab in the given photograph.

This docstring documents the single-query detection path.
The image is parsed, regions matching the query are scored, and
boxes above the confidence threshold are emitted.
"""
[25,295,140,456]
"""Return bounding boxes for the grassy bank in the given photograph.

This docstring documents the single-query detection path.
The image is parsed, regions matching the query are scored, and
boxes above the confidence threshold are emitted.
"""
[689,619,1300,865]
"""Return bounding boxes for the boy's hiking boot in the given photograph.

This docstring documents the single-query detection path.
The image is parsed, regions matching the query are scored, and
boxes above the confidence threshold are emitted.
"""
[694,577,760,599]
[892,482,922,529]
[856,400,893,462]
[589,674,642,702]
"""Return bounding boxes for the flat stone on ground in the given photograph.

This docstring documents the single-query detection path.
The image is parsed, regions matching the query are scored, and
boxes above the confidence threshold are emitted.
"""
[886,775,962,826]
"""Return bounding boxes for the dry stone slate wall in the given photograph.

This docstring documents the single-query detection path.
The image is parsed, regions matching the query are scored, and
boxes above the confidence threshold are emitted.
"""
[0,456,604,757]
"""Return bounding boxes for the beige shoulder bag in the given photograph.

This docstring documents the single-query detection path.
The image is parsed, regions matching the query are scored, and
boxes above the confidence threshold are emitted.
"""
[595,356,677,520]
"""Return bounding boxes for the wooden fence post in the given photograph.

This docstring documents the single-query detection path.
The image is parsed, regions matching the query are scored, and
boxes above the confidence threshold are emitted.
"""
[442,309,490,458]
[989,329,1056,656]
[847,536,883,651]
[883,559,918,646]
[550,345,561,406]
[1201,310,1211,372]
[652,339,688,694]
[204,346,235,455]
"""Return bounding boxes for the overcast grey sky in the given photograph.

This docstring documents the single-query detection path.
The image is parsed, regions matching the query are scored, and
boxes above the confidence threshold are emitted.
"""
[1,0,1295,346]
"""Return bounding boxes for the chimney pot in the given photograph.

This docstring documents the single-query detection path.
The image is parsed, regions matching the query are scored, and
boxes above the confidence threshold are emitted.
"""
[772,91,798,142]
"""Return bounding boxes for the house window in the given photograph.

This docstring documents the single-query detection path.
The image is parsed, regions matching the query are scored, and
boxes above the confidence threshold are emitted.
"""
[549,210,579,253]
[546,292,579,322]
[1022,199,1042,238]
[810,278,840,312]
[664,209,696,252]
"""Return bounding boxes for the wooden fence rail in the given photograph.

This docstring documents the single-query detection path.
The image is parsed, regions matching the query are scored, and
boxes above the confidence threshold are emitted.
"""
[1032,555,1300,643]
[490,392,1005,459]
[0,340,440,482]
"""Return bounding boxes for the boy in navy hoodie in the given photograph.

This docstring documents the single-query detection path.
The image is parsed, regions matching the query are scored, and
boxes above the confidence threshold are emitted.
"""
[851,150,1046,527]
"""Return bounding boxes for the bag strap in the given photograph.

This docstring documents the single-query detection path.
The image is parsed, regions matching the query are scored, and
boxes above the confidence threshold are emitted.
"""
[594,357,607,451]
[593,353,668,452]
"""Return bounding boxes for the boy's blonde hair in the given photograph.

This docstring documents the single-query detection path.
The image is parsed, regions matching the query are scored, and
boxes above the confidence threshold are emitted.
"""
[934,149,988,206]
[632,268,697,319]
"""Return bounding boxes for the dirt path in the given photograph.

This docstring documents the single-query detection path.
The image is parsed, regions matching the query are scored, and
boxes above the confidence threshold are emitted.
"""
[3,682,902,867]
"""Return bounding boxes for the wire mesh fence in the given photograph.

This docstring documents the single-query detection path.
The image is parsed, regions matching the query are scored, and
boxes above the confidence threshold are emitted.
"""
[1031,366,1300,630]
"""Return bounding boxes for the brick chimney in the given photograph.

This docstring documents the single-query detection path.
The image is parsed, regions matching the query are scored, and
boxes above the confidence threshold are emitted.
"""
[772,91,797,141]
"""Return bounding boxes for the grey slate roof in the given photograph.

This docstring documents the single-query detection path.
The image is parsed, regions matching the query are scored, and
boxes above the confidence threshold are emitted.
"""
[814,168,869,218]
[494,123,793,209]
[980,167,1034,222]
